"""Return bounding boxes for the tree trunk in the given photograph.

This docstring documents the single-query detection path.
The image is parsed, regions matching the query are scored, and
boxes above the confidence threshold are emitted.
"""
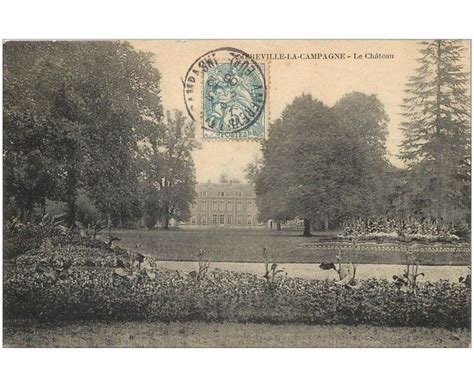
[65,154,79,227]
[21,197,34,223]
[40,198,46,218]
[66,196,77,228]
[106,211,112,229]
[162,215,170,229]
[19,206,26,223]
[276,220,281,230]
[324,218,329,231]
[303,217,311,237]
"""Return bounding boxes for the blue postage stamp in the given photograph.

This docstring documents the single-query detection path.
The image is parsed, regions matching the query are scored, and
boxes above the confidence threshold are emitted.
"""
[202,62,265,140]
[183,48,266,141]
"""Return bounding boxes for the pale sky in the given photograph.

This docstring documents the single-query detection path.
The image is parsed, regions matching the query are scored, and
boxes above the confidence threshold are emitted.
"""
[131,40,470,183]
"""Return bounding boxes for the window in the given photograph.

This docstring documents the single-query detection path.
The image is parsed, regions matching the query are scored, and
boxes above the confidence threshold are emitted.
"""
[201,215,207,225]
[237,215,242,225]
[191,216,196,225]
[212,214,217,225]
[212,200,218,211]
[247,215,252,225]
[201,191,207,197]
[236,191,242,197]
[236,202,242,211]
[247,201,253,209]
[201,200,207,210]
[227,215,232,225]
[219,214,225,225]
[227,201,233,211]
[219,201,225,211]
[218,191,225,197]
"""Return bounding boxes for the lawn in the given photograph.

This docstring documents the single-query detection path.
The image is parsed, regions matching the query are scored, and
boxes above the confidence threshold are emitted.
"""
[111,228,470,265]
[3,320,470,348]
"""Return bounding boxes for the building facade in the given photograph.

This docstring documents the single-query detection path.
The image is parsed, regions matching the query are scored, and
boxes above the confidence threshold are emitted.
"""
[188,182,258,227]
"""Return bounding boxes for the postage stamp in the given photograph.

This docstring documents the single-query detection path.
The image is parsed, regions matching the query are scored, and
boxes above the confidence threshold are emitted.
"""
[183,47,266,140]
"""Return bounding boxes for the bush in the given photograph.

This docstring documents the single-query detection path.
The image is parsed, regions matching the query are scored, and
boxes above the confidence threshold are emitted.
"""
[3,223,62,259]
[3,240,470,328]
[144,213,157,229]
[451,221,471,241]
[75,191,102,226]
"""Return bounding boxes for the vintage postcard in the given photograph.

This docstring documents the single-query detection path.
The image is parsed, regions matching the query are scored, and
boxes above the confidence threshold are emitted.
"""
[2,40,471,347]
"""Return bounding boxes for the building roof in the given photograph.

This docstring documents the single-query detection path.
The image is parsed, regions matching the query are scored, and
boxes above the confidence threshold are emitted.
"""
[196,182,255,199]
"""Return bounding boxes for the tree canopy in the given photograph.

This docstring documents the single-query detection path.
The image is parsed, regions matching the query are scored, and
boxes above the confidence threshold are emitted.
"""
[399,40,471,222]
[3,41,163,225]
[254,92,392,235]
[141,110,199,229]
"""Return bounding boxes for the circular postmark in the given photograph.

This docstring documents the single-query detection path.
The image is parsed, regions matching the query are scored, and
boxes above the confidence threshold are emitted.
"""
[183,47,266,134]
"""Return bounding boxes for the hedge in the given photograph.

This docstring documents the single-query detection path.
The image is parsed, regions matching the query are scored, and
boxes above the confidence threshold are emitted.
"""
[4,256,471,329]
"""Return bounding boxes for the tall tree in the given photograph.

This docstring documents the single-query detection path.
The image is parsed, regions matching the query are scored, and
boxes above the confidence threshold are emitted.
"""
[142,110,198,229]
[3,41,163,225]
[333,92,391,219]
[255,93,391,236]
[256,95,342,236]
[250,135,293,230]
[399,40,471,222]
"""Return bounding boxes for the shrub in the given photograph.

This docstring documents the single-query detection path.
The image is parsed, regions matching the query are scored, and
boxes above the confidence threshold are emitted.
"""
[144,213,157,230]
[3,222,63,259]
[3,241,470,329]
[75,191,103,226]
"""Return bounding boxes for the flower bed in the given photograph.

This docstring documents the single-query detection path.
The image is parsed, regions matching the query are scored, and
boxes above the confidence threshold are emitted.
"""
[3,240,470,329]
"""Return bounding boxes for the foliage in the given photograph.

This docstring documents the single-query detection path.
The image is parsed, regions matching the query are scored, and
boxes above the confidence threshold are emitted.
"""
[113,252,158,282]
[143,204,159,229]
[254,93,391,235]
[262,247,285,284]
[399,40,471,222]
[3,220,64,259]
[35,238,73,283]
[195,249,211,282]
[320,249,361,289]
[332,92,392,220]
[341,217,466,243]
[3,41,163,225]
[3,238,470,328]
[392,253,425,293]
[459,267,471,287]
[75,191,103,227]
[141,110,199,229]
[218,173,241,184]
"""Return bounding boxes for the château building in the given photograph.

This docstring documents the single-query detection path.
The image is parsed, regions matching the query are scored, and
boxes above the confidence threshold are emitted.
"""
[188,182,258,227]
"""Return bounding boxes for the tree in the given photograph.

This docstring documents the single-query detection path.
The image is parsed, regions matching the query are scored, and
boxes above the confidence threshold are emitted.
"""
[333,92,392,219]
[219,173,241,183]
[3,41,163,225]
[399,40,471,222]
[142,110,199,229]
[256,95,341,236]
[254,93,391,236]
[249,153,291,230]
[4,42,72,221]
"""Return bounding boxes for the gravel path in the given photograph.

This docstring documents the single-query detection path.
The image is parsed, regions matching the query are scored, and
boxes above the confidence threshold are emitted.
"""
[156,261,469,282]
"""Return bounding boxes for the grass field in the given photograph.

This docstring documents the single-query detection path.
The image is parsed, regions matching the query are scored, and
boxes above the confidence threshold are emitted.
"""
[4,320,470,347]
[111,228,470,265]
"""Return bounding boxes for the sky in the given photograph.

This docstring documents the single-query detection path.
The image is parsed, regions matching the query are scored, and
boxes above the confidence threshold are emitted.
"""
[131,40,470,183]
